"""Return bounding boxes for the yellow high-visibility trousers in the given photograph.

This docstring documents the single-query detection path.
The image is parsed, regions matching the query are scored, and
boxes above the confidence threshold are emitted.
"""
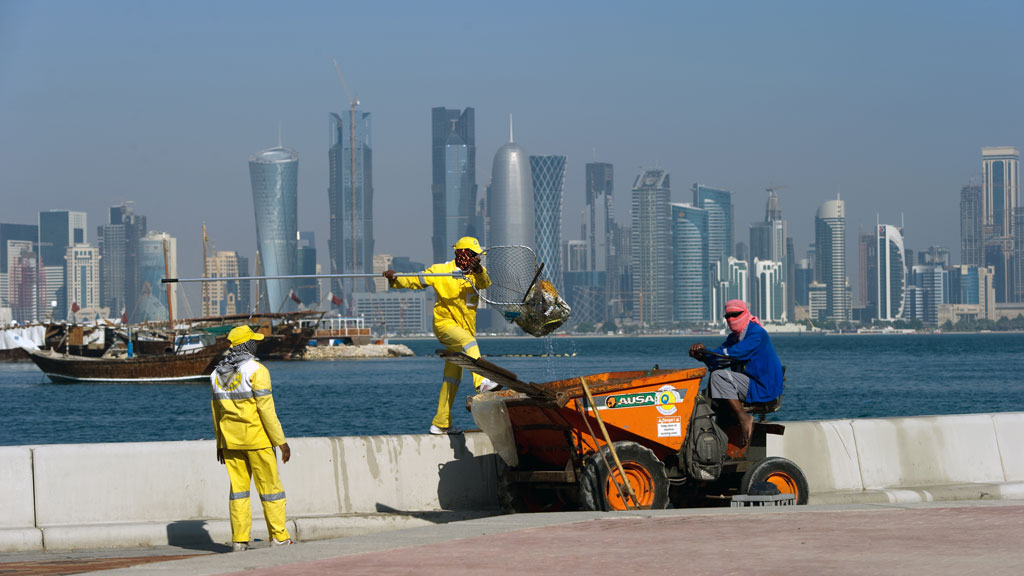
[433,322,484,428]
[223,447,290,543]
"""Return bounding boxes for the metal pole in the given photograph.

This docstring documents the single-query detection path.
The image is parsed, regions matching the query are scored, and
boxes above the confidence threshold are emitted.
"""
[162,272,463,284]
[579,376,639,509]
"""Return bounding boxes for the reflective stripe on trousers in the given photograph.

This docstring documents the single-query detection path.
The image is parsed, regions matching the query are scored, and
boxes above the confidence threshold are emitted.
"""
[222,447,290,543]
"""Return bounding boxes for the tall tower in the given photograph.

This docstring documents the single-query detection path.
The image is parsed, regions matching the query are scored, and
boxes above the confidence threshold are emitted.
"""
[487,119,536,249]
[960,184,983,267]
[38,210,87,321]
[530,155,566,289]
[748,188,787,319]
[876,224,906,321]
[981,147,1020,238]
[632,170,672,327]
[328,109,375,308]
[694,184,734,320]
[815,196,848,322]
[585,162,614,273]
[0,223,37,312]
[752,258,786,322]
[134,232,176,322]
[249,146,300,313]
[65,244,101,320]
[431,107,477,263]
[671,203,707,324]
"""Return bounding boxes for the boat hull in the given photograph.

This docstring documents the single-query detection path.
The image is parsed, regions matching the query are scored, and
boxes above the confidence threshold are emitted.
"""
[27,341,229,383]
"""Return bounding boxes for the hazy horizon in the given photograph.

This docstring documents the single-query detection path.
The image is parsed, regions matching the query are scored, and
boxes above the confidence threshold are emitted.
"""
[2,0,1022,312]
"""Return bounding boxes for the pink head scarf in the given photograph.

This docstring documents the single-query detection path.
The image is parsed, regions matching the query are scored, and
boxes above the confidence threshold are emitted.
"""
[724,300,760,334]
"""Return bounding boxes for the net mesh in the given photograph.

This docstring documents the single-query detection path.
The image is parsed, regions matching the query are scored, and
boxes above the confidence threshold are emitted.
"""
[480,245,571,337]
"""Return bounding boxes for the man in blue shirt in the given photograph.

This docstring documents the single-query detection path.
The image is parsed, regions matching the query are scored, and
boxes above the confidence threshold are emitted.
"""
[689,300,783,447]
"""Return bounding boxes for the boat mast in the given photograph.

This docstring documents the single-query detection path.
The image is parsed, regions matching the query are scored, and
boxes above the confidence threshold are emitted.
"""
[201,224,209,317]
[163,238,174,337]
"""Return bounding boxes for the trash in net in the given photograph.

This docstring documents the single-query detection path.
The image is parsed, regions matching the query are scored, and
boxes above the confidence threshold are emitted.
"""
[479,245,572,337]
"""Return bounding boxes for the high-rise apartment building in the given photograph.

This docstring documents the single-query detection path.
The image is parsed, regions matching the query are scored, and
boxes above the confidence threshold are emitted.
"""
[135,232,176,322]
[431,107,477,263]
[814,197,848,322]
[38,210,86,320]
[794,258,813,308]
[671,203,707,324]
[960,184,983,267]
[749,189,787,320]
[530,155,566,290]
[329,109,375,307]
[65,244,101,320]
[982,147,1020,239]
[875,224,906,321]
[632,170,672,327]
[726,257,749,304]
[249,146,301,314]
[694,184,734,321]
[752,259,786,323]
[203,250,247,317]
[0,223,37,311]
[297,231,318,307]
[97,203,146,319]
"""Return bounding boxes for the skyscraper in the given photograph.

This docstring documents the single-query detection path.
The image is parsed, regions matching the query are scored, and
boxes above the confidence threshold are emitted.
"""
[814,197,848,322]
[981,147,1020,239]
[329,109,375,307]
[875,224,906,321]
[487,122,536,250]
[960,184,983,267]
[297,231,319,308]
[203,250,246,317]
[0,223,37,311]
[632,170,672,327]
[135,231,176,323]
[98,203,145,319]
[585,163,614,273]
[694,184,733,320]
[65,244,101,320]
[530,155,566,289]
[431,107,477,263]
[249,146,300,314]
[38,210,87,321]
[752,259,786,322]
[748,189,787,320]
[671,203,707,324]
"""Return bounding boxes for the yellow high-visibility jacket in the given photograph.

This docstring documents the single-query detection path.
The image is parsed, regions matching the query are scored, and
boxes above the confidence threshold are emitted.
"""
[210,359,286,450]
[391,260,491,334]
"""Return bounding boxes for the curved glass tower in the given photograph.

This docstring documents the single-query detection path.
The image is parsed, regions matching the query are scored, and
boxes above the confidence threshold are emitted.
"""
[488,136,536,249]
[876,224,906,321]
[249,146,299,313]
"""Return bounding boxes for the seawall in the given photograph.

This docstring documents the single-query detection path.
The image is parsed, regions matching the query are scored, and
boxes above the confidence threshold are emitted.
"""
[2,412,1022,552]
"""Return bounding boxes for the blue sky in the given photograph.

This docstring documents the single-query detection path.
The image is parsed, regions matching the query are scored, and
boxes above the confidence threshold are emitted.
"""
[2,1,1022,303]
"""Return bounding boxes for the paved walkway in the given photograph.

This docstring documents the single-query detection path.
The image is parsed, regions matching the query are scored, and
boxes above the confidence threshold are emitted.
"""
[3,501,1022,576]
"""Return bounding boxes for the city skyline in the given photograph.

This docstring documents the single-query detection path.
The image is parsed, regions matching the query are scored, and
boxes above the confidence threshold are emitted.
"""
[3,1,1023,291]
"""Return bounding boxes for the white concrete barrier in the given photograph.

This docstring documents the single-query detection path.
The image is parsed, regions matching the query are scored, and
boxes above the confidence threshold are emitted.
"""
[3,412,1023,552]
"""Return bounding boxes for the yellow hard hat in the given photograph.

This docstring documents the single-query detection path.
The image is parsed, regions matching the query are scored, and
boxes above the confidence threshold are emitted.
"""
[453,236,484,254]
[227,325,265,347]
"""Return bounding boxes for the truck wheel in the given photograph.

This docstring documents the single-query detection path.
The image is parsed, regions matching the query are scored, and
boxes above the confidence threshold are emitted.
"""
[739,457,809,505]
[579,442,668,511]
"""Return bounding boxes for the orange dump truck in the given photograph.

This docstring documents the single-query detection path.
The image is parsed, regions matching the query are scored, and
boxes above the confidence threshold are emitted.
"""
[444,351,808,511]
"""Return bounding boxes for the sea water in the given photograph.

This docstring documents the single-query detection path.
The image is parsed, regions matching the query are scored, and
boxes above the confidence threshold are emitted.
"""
[3,333,1023,446]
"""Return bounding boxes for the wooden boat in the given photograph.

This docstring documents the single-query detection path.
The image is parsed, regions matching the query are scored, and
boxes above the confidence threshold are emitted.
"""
[27,339,230,383]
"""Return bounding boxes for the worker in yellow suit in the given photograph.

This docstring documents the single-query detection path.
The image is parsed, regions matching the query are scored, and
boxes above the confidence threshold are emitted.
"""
[384,236,501,435]
[211,325,294,552]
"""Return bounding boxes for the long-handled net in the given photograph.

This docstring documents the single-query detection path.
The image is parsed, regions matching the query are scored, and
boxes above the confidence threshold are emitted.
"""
[480,245,571,337]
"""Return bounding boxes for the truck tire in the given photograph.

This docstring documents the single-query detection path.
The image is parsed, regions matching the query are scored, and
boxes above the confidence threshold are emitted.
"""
[579,441,669,511]
[739,457,809,505]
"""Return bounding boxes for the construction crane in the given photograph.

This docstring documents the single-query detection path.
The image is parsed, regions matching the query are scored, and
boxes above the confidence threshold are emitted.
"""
[333,60,362,293]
